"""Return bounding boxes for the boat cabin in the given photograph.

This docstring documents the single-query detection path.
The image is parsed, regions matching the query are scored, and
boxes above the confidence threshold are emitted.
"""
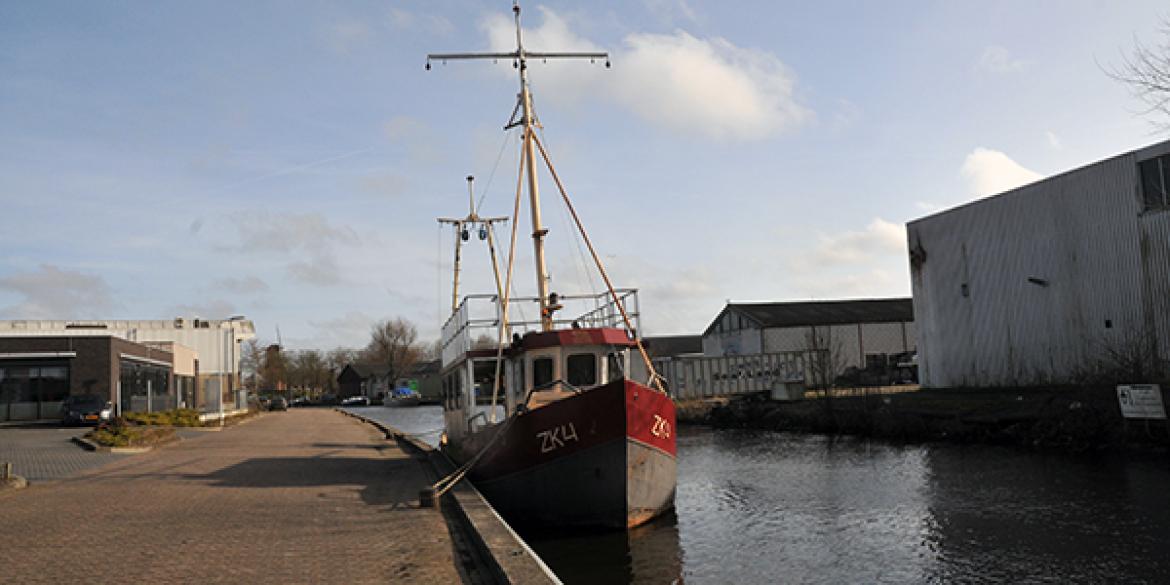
[439,291,647,443]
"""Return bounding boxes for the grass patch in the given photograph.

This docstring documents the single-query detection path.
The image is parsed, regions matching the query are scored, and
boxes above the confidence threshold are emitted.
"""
[86,419,176,448]
[123,409,202,427]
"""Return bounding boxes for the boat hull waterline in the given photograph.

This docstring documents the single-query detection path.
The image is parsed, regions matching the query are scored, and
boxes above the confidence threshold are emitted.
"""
[446,379,677,529]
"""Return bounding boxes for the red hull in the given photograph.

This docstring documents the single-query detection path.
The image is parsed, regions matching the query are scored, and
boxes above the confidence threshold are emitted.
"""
[450,379,677,529]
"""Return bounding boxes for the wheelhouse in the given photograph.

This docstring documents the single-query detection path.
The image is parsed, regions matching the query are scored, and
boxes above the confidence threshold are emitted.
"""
[439,290,646,443]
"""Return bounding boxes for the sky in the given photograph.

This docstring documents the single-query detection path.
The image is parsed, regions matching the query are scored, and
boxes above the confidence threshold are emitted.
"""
[2,0,1168,349]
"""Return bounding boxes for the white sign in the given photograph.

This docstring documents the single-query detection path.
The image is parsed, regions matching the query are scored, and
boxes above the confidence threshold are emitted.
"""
[1117,384,1167,420]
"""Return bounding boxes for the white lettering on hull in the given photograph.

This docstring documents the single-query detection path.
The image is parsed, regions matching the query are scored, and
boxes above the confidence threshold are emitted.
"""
[537,422,579,453]
[651,414,671,439]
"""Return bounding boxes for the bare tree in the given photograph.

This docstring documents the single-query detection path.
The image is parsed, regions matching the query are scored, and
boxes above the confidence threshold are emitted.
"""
[288,350,330,395]
[1110,17,1170,128]
[804,326,848,399]
[363,318,422,381]
[240,339,264,391]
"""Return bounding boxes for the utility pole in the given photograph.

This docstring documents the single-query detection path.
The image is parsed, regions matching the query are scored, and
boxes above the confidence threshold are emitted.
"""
[427,1,609,330]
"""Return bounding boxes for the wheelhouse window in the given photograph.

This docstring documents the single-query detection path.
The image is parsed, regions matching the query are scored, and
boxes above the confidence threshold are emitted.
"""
[606,353,625,383]
[532,357,554,389]
[566,354,597,387]
[1139,154,1170,211]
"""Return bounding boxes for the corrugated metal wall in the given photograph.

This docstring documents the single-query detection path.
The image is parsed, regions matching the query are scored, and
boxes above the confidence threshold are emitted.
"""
[909,141,1170,387]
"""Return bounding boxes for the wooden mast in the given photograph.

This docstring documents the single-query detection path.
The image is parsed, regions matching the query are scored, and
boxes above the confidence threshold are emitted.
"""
[427,1,609,331]
[437,176,509,316]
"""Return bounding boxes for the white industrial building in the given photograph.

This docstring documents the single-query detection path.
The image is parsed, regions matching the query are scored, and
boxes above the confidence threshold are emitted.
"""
[908,139,1170,388]
[702,299,916,372]
[0,318,255,409]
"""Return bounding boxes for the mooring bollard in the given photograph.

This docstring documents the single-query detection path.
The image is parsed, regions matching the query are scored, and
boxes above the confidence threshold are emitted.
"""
[419,487,439,510]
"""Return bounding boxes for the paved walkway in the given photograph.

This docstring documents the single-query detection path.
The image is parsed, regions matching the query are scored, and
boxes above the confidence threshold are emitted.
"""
[0,425,128,481]
[0,409,462,584]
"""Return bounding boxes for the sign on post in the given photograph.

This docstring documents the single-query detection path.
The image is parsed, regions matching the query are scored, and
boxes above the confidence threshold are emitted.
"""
[1117,384,1167,420]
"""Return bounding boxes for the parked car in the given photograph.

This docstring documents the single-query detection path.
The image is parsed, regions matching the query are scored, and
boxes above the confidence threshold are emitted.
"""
[269,396,289,411]
[61,394,113,426]
[340,396,370,407]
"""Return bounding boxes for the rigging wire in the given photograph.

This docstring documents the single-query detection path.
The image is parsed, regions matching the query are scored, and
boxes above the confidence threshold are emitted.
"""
[539,125,599,299]
[474,128,518,216]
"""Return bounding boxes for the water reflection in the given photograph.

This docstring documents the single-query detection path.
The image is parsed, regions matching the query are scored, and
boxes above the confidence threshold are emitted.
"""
[519,511,684,585]
[352,406,1170,584]
[676,428,935,584]
[921,447,1170,583]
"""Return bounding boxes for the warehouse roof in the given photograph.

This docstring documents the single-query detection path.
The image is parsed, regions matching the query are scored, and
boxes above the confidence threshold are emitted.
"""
[705,298,913,335]
[643,335,703,358]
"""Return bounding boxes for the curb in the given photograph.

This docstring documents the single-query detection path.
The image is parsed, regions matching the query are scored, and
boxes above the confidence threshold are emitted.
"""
[70,432,182,453]
[336,408,561,585]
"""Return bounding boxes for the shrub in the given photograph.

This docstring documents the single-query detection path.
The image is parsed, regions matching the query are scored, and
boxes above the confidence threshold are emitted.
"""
[87,418,175,447]
[123,409,202,427]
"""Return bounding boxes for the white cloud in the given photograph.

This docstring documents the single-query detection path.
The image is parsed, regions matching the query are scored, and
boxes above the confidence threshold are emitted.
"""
[976,45,1030,74]
[0,265,116,319]
[387,8,453,36]
[483,8,812,141]
[325,20,372,55]
[1046,130,1063,150]
[287,255,341,287]
[960,147,1043,198]
[227,212,359,287]
[790,268,904,300]
[309,311,376,349]
[167,299,237,320]
[811,218,907,266]
[213,276,269,294]
[231,212,359,254]
[382,116,440,163]
[641,0,699,26]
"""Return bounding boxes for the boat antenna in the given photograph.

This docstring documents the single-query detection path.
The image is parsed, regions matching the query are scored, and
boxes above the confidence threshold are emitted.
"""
[437,176,509,315]
[426,0,609,331]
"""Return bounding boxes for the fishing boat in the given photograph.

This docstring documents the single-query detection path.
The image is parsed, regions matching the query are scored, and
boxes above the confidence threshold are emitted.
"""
[426,2,676,529]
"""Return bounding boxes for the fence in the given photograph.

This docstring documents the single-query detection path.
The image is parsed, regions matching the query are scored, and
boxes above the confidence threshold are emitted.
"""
[653,350,821,400]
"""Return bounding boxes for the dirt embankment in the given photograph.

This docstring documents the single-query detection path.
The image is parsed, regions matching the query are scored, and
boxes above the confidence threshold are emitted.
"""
[678,386,1170,452]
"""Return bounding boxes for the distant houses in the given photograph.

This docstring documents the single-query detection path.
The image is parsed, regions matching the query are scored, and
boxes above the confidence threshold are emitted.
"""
[337,364,392,399]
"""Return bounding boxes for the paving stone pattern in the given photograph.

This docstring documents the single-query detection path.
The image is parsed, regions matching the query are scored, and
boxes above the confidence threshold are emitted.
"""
[0,426,127,481]
[0,410,462,584]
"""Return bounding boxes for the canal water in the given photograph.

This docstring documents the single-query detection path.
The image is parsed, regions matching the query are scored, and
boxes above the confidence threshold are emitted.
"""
[349,405,1170,584]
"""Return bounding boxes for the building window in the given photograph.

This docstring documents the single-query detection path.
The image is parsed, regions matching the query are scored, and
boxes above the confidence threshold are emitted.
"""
[566,354,597,387]
[1139,154,1170,211]
[0,363,69,404]
[532,357,554,389]
[119,360,169,413]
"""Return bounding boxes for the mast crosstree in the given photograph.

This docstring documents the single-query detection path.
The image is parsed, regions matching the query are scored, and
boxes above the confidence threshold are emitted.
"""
[437,176,509,315]
[427,1,608,332]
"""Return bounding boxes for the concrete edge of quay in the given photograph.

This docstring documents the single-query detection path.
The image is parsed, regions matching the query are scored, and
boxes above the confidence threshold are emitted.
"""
[337,408,563,585]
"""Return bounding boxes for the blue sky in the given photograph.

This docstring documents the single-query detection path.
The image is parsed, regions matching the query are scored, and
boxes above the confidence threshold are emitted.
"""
[1,1,1166,349]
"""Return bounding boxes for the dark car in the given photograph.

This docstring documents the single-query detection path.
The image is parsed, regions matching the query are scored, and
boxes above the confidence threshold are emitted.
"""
[269,396,288,411]
[61,394,113,426]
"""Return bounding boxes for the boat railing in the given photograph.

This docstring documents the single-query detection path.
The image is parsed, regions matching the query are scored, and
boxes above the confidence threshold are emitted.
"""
[441,289,641,367]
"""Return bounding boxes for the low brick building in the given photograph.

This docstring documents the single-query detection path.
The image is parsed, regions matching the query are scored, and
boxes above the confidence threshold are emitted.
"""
[0,336,174,422]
